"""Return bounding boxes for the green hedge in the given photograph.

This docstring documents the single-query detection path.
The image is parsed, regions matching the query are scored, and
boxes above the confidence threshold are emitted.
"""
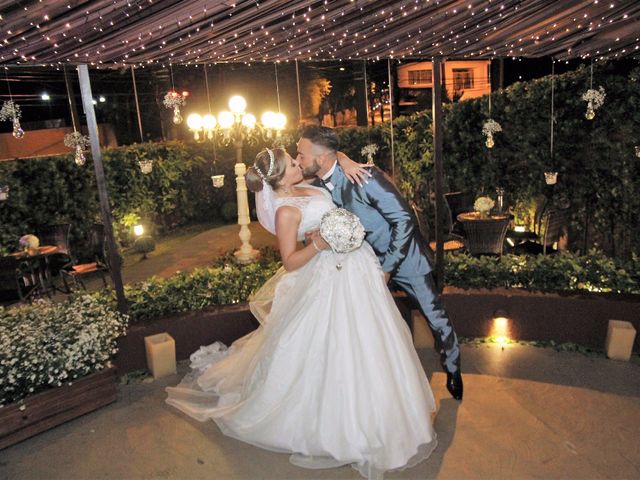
[89,249,638,325]
[0,141,258,258]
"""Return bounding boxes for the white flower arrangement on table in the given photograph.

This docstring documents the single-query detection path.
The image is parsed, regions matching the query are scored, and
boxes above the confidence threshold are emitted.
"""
[361,143,379,162]
[320,208,365,258]
[19,234,40,252]
[482,119,502,148]
[474,196,495,215]
[0,296,128,406]
[582,86,605,120]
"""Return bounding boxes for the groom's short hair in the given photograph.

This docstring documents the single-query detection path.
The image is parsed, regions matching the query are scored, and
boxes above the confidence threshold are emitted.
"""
[300,125,340,153]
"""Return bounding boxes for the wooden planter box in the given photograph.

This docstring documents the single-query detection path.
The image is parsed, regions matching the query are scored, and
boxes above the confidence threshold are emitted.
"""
[0,367,117,450]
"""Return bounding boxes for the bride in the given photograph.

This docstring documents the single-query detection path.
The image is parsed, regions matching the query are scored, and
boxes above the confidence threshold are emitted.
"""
[166,147,438,479]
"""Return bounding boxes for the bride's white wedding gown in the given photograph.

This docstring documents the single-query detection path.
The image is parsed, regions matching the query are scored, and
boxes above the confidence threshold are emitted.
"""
[166,186,437,479]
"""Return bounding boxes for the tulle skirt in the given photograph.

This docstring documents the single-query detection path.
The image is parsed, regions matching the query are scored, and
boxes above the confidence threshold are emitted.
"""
[166,244,437,479]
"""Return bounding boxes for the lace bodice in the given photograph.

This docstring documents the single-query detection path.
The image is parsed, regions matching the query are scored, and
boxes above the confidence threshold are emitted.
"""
[274,185,335,241]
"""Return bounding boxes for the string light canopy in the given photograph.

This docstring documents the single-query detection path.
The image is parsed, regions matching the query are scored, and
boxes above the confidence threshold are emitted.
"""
[0,1,638,67]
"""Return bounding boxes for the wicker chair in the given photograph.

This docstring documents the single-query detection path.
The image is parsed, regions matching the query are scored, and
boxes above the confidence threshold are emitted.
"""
[459,216,510,256]
[36,223,74,286]
[61,224,110,291]
[411,202,465,257]
[444,191,475,235]
[513,208,569,255]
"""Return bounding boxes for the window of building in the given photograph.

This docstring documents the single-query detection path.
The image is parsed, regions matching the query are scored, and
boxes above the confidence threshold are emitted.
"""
[452,68,474,91]
[408,69,432,85]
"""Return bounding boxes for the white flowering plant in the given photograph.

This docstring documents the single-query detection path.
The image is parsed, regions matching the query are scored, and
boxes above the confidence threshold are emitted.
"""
[63,131,90,150]
[582,86,606,109]
[482,119,502,137]
[320,208,365,254]
[0,296,128,406]
[474,196,495,214]
[360,143,379,162]
[0,100,21,122]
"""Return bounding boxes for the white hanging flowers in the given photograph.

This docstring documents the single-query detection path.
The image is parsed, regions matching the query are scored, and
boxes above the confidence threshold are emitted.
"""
[582,86,605,120]
[360,143,379,163]
[482,119,502,148]
[64,131,91,166]
[0,100,24,139]
[163,90,187,125]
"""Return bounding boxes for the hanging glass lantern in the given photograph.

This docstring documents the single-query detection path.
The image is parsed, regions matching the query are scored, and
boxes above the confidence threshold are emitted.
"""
[485,133,495,148]
[211,175,225,188]
[12,118,24,139]
[585,102,596,120]
[74,145,86,166]
[0,185,9,201]
[635,146,640,158]
[544,172,558,185]
[138,158,154,174]
[173,106,183,125]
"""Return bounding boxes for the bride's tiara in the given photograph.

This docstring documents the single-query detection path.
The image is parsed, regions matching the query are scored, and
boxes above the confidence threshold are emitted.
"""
[254,148,276,182]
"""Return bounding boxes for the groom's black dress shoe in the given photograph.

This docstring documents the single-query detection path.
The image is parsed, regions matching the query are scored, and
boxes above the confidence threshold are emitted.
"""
[446,371,463,400]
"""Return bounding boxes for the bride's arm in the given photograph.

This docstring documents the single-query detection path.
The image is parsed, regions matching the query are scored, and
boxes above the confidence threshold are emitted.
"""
[276,206,329,271]
[337,151,373,187]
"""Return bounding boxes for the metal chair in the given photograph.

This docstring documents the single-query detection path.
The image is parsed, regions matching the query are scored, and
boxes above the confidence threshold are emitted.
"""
[36,223,74,288]
[411,202,465,258]
[0,256,38,305]
[61,224,110,291]
[459,216,510,256]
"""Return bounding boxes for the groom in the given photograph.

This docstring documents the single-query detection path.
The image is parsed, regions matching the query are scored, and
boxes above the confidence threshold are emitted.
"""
[297,125,463,400]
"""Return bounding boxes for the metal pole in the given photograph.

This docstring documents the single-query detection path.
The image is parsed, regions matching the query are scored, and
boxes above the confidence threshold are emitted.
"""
[131,66,144,143]
[275,63,281,112]
[295,59,303,124]
[77,65,128,314]
[63,66,81,132]
[363,59,370,126]
[387,59,395,178]
[432,57,445,291]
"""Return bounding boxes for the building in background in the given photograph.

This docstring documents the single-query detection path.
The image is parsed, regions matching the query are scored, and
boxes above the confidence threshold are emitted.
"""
[397,60,491,114]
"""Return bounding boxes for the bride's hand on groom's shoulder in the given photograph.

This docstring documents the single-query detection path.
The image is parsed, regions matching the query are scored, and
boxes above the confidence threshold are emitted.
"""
[337,151,373,187]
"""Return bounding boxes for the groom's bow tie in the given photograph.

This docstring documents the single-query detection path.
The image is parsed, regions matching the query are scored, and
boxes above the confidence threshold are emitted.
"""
[321,179,335,191]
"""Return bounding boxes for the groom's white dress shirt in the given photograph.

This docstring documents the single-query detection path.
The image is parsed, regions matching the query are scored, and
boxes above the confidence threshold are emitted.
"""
[322,160,338,191]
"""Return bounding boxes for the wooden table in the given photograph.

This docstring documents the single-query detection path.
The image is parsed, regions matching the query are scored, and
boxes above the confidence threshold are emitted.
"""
[457,212,509,222]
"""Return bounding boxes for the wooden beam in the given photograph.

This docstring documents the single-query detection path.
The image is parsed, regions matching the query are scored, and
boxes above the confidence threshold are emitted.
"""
[77,65,128,314]
[432,57,444,291]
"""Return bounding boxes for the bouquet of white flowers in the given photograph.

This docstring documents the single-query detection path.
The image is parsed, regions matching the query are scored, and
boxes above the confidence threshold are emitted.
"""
[320,208,365,254]
[19,234,40,252]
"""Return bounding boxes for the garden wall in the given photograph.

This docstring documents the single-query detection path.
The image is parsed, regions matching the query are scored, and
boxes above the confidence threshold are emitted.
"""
[115,289,640,374]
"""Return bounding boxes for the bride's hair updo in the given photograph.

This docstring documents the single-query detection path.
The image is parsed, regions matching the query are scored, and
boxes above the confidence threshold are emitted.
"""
[246,147,288,192]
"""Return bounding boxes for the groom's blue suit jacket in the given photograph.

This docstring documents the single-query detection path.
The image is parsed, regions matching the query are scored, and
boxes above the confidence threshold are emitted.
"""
[324,165,432,277]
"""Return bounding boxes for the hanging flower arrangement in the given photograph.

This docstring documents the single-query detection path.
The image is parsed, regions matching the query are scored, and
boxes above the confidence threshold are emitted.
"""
[64,131,90,166]
[163,91,187,125]
[360,143,379,163]
[0,100,24,139]
[582,86,605,120]
[482,119,502,148]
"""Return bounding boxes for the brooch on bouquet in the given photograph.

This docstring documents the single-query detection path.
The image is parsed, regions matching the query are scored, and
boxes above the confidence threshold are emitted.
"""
[320,208,366,270]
